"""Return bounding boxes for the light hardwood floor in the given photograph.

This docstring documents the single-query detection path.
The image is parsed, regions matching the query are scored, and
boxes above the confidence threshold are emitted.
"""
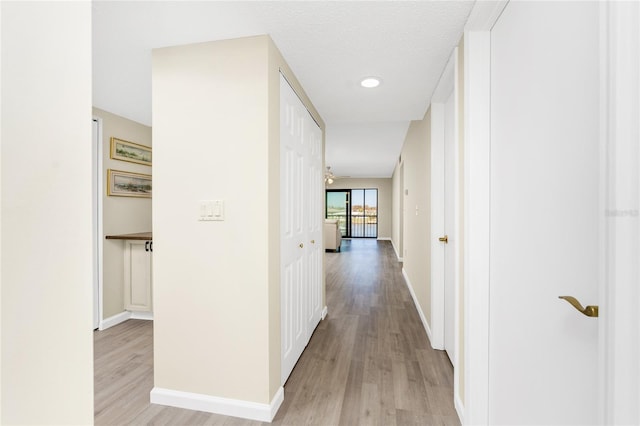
[94,239,459,425]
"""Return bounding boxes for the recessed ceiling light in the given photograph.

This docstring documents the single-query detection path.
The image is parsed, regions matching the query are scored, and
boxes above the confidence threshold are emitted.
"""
[360,77,381,88]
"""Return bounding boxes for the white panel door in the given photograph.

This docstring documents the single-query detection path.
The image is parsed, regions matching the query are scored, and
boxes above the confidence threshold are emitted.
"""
[280,74,324,383]
[305,113,323,337]
[280,74,308,384]
[489,2,599,423]
[443,90,456,364]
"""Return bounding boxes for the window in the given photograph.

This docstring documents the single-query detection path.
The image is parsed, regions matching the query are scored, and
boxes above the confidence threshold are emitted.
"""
[326,188,377,238]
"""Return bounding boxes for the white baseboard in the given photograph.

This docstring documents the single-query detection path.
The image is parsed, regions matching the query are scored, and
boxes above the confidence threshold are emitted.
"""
[150,386,284,423]
[99,310,153,330]
[377,237,391,241]
[130,311,154,321]
[402,268,432,343]
[390,239,404,262]
[321,306,328,320]
[455,391,464,425]
[99,311,131,330]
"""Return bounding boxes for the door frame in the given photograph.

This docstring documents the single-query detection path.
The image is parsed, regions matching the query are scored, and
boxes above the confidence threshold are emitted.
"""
[92,116,104,330]
[600,2,640,423]
[463,0,638,424]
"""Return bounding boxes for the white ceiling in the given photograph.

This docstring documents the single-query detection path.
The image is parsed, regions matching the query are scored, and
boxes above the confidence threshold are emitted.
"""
[92,1,474,178]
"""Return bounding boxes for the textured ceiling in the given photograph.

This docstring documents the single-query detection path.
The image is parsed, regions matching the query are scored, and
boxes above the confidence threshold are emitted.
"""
[92,1,474,178]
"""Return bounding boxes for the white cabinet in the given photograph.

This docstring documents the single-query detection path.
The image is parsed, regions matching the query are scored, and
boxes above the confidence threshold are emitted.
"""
[124,240,153,312]
[280,74,323,384]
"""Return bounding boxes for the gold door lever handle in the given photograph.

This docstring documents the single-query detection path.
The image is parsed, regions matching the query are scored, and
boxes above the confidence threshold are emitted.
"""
[558,296,599,317]
[438,235,448,243]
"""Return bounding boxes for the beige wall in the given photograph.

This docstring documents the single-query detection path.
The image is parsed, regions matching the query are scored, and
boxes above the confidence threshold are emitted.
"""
[326,178,392,239]
[152,35,324,406]
[398,110,432,326]
[1,2,94,423]
[93,108,152,319]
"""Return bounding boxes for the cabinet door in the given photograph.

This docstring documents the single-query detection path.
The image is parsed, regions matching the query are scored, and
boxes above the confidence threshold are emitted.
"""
[124,240,152,312]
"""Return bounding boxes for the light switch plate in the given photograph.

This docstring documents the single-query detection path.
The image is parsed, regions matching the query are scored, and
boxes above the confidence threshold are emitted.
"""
[198,200,224,221]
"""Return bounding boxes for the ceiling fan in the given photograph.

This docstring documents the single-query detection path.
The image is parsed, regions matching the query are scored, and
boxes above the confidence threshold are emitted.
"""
[324,166,336,184]
[324,166,350,185]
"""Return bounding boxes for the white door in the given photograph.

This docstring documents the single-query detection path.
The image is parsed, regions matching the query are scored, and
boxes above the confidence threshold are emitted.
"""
[443,90,455,363]
[281,74,307,384]
[280,74,323,383]
[305,114,323,337]
[489,2,599,423]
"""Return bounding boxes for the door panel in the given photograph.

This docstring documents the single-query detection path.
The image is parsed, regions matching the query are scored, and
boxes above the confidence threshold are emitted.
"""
[307,116,323,334]
[489,2,599,424]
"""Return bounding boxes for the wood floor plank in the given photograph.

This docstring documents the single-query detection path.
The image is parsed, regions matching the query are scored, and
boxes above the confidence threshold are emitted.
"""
[94,239,459,425]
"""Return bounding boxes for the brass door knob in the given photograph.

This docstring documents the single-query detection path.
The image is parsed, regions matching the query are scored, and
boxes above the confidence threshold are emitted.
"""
[559,296,599,317]
[438,235,448,243]
[299,243,304,248]
[311,240,315,244]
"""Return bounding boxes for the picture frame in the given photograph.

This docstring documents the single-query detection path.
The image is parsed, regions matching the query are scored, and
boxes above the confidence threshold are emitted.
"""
[107,169,152,198]
[110,137,152,166]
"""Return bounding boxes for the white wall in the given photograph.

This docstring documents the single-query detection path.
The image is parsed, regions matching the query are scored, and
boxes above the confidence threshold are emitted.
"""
[1,2,93,423]
[326,177,392,239]
[93,107,152,319]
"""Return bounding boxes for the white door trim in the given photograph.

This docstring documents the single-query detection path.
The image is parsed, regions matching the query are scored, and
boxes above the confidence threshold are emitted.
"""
[462,2,509,422]
[92,116,104,329]
[462,30,492,425]
[600,1,640,423]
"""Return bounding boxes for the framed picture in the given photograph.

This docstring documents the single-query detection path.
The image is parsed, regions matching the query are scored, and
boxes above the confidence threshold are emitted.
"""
[107,169,152,198]
[110,137,152,166]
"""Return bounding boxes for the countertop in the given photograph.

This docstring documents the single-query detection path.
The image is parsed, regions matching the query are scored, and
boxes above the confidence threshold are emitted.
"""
[105,232,152,241]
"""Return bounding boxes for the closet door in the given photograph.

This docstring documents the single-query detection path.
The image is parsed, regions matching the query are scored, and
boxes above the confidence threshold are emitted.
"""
[305,113,323,340]
[280,74,308,384]
[280,74,324,384]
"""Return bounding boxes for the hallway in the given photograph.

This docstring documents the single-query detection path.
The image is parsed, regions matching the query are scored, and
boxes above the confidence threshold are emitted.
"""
[94,239,457,425]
